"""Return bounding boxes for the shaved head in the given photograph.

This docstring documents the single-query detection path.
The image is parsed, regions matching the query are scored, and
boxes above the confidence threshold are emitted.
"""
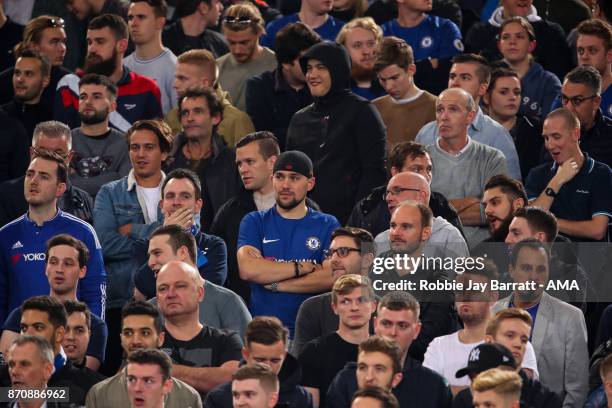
[438,87,476,112]
[157,260,203,288]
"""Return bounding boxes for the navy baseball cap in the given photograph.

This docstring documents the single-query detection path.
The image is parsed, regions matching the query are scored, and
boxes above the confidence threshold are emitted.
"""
[455,343,517,378]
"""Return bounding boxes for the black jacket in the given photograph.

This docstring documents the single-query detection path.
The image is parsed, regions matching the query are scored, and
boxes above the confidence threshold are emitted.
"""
[510,115,543,181]
[327,358,452,408]
[167,132,242,231]
[205,355,313,408]
[210,188,320,304]
[0,108,29,184]
[162,20,229,59]
[0,358,105,407]
[134,227,228,298]
[347,185,464,238]
[533,0,591,38]
[246,68,313,150]
[580,110,612,169]
[453,369,562,408]
[0,65,72,109]
[0,175,93,228]
[465,19,572,81]
[0,17,23,73]
[2,99,53,140]
[286,42,387,224]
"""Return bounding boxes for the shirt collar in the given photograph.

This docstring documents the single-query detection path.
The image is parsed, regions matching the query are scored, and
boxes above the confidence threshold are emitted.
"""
[470,107,484,132]
[127,170,166,191]
[550,154,594,174]
[25,208,61,226]
[436,136,472,157]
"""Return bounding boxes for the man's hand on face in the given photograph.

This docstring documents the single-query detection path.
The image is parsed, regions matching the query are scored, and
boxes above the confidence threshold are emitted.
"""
[163,206,194,229]
[553,157,580,187]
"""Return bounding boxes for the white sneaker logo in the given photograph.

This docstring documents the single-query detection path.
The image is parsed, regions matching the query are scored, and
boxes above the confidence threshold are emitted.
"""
[124,104,136,110]
[11,241,23,249]
[263,238,279,244]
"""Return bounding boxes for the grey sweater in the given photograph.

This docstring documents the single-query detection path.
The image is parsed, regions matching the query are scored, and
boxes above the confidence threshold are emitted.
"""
[427,139,508,247]
[70,127,131,197]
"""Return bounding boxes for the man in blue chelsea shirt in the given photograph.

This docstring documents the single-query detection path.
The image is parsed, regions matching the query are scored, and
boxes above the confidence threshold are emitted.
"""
[237,151,340,336]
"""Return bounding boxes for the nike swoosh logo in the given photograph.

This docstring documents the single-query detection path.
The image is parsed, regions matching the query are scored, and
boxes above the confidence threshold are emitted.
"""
[263,238,279,244]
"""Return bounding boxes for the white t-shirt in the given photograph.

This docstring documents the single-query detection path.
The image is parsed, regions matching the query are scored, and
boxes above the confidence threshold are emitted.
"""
[137,185,161,223]
[253,191,276,211]
[423,331,540,386]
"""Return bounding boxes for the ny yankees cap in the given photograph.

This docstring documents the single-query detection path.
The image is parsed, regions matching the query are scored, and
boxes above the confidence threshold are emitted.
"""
[455,343,517,378]
[273,150,313,178]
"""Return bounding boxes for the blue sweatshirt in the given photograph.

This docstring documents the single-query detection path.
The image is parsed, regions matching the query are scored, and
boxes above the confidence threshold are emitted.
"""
[0,210,106,323]
[520,61,561,120]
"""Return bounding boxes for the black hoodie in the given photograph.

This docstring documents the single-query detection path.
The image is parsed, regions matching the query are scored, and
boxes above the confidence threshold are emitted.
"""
[204,354,313,408]
[286,42,387,225]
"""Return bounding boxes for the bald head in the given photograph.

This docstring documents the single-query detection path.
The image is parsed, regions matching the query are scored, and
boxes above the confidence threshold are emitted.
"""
[385,171,431,215]
[156,260,204,322]
[158,260,202,287]
[438,88,476,112]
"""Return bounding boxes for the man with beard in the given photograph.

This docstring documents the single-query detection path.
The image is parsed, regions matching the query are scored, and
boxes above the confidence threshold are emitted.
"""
[336,18,385,101]
[2,49,52,138]
[237,150,340,337]
[168,87,242,231]
[423,264,540,395]
[492,239,589,407]
[472,175,527,277]
[55,13,162,132]
[70,74,130,198]
[380,0,463,95]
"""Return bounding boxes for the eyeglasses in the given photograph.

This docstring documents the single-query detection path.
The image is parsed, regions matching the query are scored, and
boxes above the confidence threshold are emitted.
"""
[324,247,360,258]
[45,18,65,28]
[560,93,598,107]
[223,16,253,25]
[384,187,422,198]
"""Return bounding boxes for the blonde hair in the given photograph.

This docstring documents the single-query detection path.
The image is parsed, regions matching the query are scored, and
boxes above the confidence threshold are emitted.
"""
[177,49,218,83]
[222,2,265,34]
[336,17,383,46]
[486,308,533,337]
[331,274,374,304]
[471,368,522,400]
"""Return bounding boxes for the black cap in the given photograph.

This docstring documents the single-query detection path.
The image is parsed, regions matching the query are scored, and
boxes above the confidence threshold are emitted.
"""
[455,343,517,378]
[273,150,313,178]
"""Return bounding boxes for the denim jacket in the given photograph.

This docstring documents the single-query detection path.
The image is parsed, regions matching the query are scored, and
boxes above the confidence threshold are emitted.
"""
[94,170,164,309]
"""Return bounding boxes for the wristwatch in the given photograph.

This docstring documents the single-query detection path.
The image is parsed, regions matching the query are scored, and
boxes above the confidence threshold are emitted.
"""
[544,187,558,197]
[269,282,279,292]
